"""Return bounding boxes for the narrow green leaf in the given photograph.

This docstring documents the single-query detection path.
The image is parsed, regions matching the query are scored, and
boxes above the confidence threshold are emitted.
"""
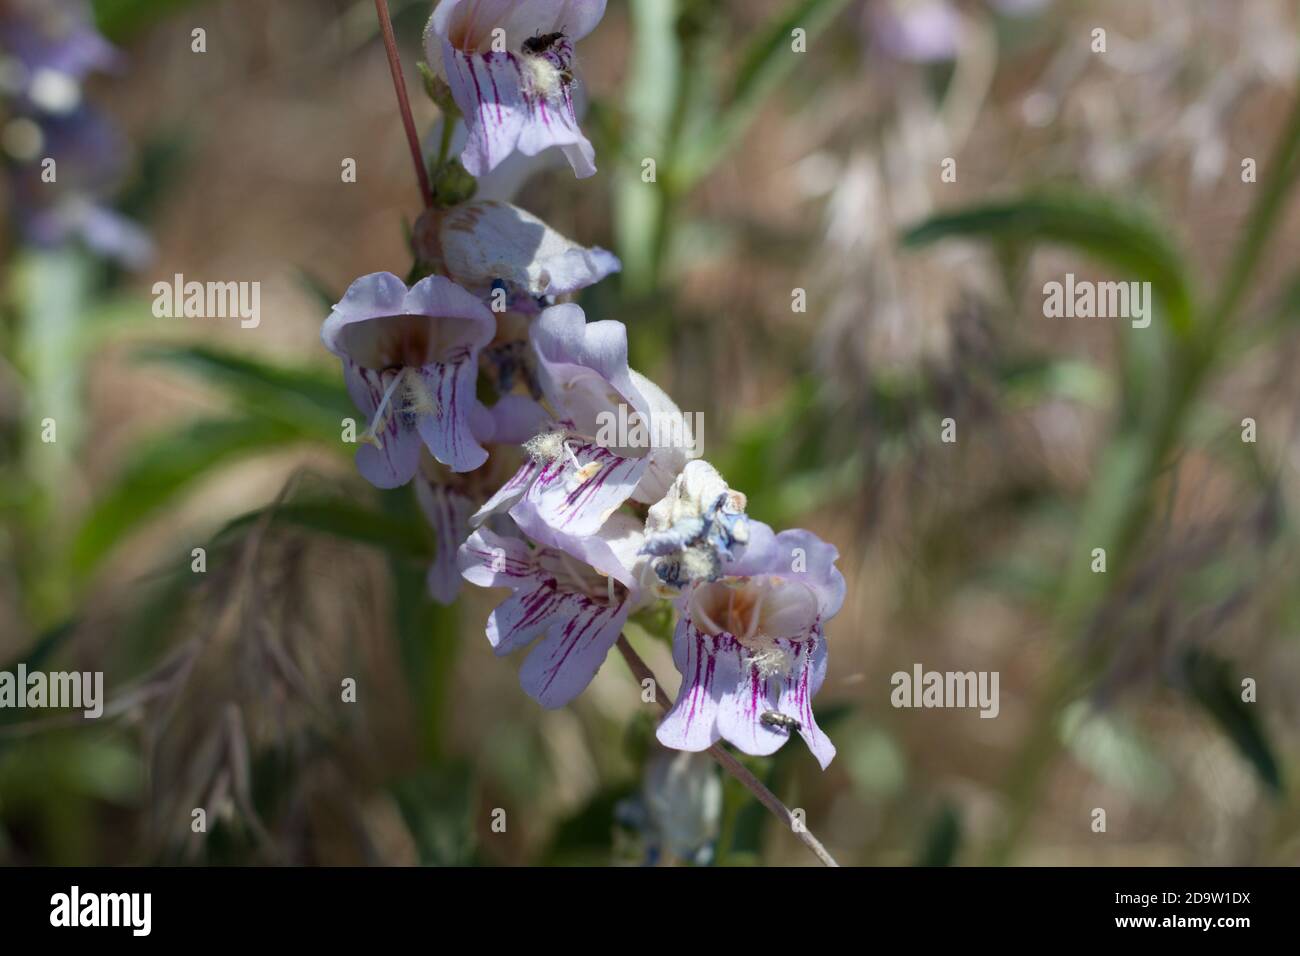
[615,0,682,294]
[139,344,352,441]
[914,802,962,867]
[903,191,1196,338]
[72,416,303,574]
[92,0,210,39]
[389,763,477,866]
[541,783,638,865]
[1179,648,1282,795]
[0,620,78,691]
[677,0,853,184]
[217,499,431,559]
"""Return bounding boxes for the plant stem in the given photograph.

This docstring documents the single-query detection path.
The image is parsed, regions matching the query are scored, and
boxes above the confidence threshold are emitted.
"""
[614,635,840,867]
[374,0,432,209]
[436,111,455,171]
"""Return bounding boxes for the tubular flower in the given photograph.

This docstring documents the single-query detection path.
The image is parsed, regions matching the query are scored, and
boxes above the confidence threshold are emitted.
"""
[415,469,478,606]
[472,302,690,538]
[655,522,845,769]
[322,272,496,487]
[457,510,650,708]
[424,0,606,179]
[438,199,620,300]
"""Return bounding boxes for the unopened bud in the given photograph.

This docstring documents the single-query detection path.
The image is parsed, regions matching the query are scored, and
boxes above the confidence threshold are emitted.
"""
[430,158,478,209]
[419,63,460,117]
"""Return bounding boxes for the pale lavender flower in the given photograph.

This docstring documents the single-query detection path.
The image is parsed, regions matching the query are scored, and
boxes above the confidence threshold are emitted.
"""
[321,272,497,487]
[1,0,151,266]
[438,199,620,300]
[617,749,722,865]
[0,0,119,115]
[472,302,690,538]
[458,510,650,708]
[416,474,477,605]
[656,521,845,769]
[423,0,606,179]
[868,0,962,63]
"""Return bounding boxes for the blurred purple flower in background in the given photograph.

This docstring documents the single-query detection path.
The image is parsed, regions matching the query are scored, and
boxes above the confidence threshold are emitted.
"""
[0,0,151,266]
[867,0,1051,63]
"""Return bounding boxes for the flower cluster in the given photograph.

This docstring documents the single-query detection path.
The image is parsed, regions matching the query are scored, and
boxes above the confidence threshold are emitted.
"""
[323,0,843,769]
[0,0,151,265]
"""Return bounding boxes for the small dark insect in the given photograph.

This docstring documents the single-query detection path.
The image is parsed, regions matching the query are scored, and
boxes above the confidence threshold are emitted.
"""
[522,31,566,56]
[760,710,801,733]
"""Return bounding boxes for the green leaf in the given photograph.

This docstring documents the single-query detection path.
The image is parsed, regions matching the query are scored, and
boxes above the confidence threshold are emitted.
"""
[139,344,352,442]
[217,499,431,559]
[914,802,962,867]
[0,620,78,724]
[72,415,303,575]
[677,0,853,185]
[615,0,682,294]
[903,191,1196,338]
[541,783,638,865]
[389,764,477,866]
[1178,648,1282,796]
[381,488,458,763]
[1056,431,1150,625]
[92,0,214,39]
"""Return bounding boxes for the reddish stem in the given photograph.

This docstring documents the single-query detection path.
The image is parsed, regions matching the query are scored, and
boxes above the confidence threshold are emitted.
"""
[374,0,433,209]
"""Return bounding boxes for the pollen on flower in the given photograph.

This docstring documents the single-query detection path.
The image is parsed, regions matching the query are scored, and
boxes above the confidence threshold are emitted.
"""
[679,548,716,583]
[745,644,794,680]
[359,368,440,448]
[524,430,568,463]
[522,55,567,101]
[402,373,439,416]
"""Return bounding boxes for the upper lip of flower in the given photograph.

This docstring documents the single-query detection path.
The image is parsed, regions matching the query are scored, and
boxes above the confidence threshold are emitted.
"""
[430,0,608,55]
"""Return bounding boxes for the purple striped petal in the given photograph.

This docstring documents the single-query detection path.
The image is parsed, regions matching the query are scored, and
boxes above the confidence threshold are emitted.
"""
[322,273,495,482]
[471,456,543,527]
[656,620,836,769]
[443,46,594,179]
[458,523,632,707]
[516,439,649,537]
[519,594,629,707]
[349,365,422,488]
[413,349,488,473]
[416,481,476,604]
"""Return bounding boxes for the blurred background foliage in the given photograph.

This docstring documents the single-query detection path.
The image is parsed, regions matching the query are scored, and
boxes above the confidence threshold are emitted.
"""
[2,0,1299,865]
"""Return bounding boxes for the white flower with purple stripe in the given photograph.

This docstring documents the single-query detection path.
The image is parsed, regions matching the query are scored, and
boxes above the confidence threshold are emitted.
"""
[322,272,496,488]
[656,522,845,769]
[458,510,649,708]
[416,475,477,605]
[438,200,620,301]
[424,0,606,179]
[471,302,690,538]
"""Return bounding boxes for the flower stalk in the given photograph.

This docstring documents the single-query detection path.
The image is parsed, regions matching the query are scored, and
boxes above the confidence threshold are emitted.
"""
[374,0,433,209]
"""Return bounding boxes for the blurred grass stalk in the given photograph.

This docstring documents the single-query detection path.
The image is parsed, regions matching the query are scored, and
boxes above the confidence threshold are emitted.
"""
[988,86,1300,865]
[615,0,851,301]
